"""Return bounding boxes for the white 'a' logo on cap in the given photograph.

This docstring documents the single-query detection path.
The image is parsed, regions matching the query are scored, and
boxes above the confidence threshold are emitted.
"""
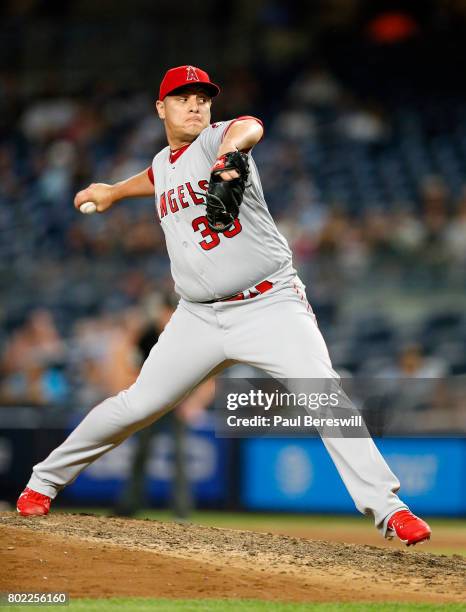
[186,66,199,81]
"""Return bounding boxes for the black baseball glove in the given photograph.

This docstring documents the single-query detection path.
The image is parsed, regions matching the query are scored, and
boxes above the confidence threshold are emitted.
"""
[205,151,249,232]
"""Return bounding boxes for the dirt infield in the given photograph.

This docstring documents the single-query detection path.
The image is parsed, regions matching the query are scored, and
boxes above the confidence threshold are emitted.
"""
[245,522,466,554]
[1,512,465,603]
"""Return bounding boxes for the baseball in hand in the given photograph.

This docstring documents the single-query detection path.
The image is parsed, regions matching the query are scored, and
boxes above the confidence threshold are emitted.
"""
[79,201,97,215]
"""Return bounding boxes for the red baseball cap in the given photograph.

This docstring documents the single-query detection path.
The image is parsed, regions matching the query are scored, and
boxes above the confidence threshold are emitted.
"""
[159,65,220,101]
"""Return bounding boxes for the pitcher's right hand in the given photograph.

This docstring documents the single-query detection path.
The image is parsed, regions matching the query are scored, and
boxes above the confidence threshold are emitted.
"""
[74,183,115,213]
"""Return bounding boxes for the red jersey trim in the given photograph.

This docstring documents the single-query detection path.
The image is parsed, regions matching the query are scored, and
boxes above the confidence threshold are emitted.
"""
[169,143,191,164]
[147,166,155,185]
[221,116,264,149]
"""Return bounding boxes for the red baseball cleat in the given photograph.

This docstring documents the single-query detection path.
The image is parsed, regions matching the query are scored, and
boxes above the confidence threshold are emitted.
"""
[387,509,431,546]
[16,487,51,517]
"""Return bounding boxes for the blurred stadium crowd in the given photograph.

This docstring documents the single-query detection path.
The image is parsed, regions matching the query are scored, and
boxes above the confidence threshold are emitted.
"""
[1,1,466,415]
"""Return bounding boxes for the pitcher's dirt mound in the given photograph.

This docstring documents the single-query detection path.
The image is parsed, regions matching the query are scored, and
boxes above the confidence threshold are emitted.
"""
[1,512,465,603]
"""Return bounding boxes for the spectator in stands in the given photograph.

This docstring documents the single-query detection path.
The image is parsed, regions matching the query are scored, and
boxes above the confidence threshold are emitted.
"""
[338,102,389,143]
[100,307,144,396]
[1,310,65,377]
[380,342,448,379]
[288,65,342,107]
[389,205,425,258]
[0,309,68,405]
[445,187,466,265]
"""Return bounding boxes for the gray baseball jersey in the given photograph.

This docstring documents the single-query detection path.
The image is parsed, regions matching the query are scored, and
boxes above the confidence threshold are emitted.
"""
[151,119,296,302]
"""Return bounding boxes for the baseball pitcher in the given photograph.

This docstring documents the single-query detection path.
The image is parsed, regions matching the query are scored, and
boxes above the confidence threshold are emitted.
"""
[17,66,431,546]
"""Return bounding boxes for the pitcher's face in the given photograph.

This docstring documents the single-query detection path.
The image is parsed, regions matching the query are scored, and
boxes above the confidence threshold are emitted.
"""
[156,86,212,142]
